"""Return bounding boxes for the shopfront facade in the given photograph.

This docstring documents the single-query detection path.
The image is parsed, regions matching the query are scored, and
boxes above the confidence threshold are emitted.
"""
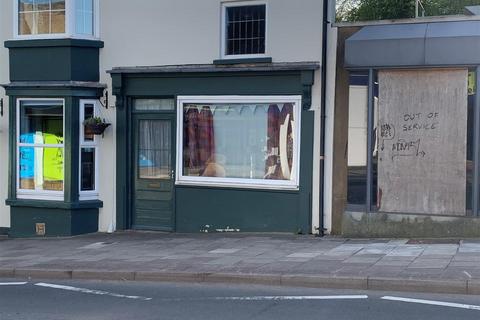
[330,17,480,237]
[0,0,325,237]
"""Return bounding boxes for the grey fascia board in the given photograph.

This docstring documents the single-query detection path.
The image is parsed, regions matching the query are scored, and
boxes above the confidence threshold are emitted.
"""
[425,21,480,65]
[345,20,480,68]
[426,20,480,38]
[345,38,425,68]
[465,6,480,16]
[426,35,480,66]
[347,23,427,41]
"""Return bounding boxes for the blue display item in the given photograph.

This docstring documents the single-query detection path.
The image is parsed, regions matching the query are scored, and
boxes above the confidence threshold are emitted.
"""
[139,154,154,168]
[19,133,34,179]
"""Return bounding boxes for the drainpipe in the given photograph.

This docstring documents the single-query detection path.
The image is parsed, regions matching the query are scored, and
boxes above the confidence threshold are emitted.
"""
[317,0,329,236]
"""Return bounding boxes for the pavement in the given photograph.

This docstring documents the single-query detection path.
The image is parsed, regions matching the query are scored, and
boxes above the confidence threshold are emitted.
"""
[1,232,480,295]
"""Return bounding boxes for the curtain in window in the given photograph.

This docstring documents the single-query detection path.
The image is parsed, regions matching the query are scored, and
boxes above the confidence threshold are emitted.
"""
[265,104,281,179]
[184,107,200,171]
[279,103,294,179]
[264,103,295,180]
[138,120,171,179]
[183,106,216,176]
[197,106,215,176]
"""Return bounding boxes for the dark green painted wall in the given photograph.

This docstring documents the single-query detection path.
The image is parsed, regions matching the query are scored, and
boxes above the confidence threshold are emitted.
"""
[5,39,103,82]
[114,70,316,233]
[9,206,98,238]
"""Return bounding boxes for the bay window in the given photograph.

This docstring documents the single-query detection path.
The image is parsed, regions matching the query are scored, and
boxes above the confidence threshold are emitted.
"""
[17,99,64,200]
[177,96,301,189]
[16,0,98,38]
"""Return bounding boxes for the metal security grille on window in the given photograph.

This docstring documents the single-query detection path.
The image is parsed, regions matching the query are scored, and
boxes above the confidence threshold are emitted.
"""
[226,5,266,55]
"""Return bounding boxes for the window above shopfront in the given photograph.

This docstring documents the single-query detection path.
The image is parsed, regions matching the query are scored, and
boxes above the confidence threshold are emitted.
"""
[15,0,99,39]
[221,1,267,59]
[176,96,301,190]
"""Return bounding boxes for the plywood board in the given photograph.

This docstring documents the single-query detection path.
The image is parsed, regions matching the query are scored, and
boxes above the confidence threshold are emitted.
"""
[377,69,468,215]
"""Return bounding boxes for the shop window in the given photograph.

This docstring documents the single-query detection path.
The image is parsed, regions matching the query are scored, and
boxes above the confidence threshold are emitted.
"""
[79,100,98,200]
[177,96,301,189]
[347,69,474,216]
[222,2,266,57]
[16,0,98,38]
[17,99,64,200]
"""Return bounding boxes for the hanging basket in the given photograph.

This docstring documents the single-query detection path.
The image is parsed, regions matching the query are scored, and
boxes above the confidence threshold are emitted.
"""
[85,122,111,135]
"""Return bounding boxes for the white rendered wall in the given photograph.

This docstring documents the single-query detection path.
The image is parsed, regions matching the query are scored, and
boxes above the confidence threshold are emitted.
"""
[322,25,338,234]
[0,0,13,228]
[98,0,324,233]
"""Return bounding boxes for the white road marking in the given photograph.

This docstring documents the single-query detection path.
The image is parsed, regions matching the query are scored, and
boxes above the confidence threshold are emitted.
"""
[34,283,152,301]
[77,242,110,250]
[0,282,27,286]
[382,296,480,311]
[213,295,369,301]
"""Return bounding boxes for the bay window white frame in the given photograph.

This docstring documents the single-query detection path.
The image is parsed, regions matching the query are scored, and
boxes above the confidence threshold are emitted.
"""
[176,95,302,190]
[13,0,100,39]
[16,98,65,201]
[220,0,268,59]
[79,99,99,200]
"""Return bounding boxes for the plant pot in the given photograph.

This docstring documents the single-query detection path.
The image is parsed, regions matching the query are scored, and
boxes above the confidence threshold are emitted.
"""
[85,123,111,135]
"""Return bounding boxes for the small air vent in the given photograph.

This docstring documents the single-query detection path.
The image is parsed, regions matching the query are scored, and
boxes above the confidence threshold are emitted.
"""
[35,223,46,236]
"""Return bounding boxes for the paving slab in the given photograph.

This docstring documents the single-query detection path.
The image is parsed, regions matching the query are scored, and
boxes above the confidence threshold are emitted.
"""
[1,232,480,295]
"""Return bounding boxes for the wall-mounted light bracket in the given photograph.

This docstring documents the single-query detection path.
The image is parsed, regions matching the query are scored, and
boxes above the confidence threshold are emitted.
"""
[98,89,114,109]
[0,98,3,117]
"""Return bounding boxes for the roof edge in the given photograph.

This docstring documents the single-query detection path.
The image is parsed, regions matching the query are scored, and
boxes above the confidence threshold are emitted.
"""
[107,62,320,74]
[334,14,480,28]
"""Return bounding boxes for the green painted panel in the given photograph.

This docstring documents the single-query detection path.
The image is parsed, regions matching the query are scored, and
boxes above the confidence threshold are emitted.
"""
[9,206,98,238]
[6,39,102,82]
[175,187,301,233]
[124,73,303,96]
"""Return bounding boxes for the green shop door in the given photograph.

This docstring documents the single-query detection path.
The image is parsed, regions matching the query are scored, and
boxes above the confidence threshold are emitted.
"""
[132,114,175,231]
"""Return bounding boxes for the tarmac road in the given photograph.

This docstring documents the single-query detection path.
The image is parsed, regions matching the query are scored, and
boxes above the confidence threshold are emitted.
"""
[1,279,480,320]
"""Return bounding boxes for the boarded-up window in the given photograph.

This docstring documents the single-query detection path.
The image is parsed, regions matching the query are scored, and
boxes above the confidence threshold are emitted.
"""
[377,69,468,215]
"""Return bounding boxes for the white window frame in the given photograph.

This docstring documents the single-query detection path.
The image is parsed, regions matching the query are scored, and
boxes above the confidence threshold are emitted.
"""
[79,99,99,200]
[13,0,100,40]
[16,98,65,201]
[220,1,268,59]
[176,95,302,190]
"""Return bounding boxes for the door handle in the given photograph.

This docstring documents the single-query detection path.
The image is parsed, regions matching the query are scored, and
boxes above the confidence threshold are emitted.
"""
[170,170,175,180]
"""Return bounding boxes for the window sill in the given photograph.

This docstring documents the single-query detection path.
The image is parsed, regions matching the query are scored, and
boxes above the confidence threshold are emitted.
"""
[5,38,104,49]
[213,57,273,65]
[175,180,299,192]
[6,198,103,209]
[79,193,100,201]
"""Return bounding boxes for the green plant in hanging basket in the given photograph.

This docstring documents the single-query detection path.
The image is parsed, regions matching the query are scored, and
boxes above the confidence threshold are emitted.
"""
[84,116,111,135]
